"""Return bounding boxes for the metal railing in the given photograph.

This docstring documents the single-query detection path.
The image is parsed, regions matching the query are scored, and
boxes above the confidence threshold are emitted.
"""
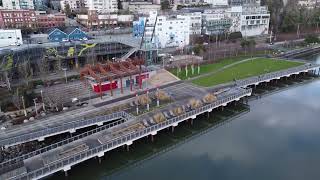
[0,111,127,147]
[13,88,252,180]
[236,64,319,87]
[0,118,127,170]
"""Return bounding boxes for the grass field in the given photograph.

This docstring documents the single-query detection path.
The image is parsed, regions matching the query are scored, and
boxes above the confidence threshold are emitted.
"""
[169,56,252,80]
[191,58,304,87]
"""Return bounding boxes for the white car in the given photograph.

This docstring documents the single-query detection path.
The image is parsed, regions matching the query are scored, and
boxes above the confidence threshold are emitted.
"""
[10,42,21,46]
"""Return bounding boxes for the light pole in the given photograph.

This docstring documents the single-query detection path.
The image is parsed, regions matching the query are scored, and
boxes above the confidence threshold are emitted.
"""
[40,89,46,111]
[156,86,159,107]
[33,98,38,116]
[136,92,139,115]
[62,68,67,83]
[146,89,149,111]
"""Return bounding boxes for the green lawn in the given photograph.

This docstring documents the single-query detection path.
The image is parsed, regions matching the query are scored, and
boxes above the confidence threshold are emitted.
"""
[192,58,304,87]
[169,56,252,80]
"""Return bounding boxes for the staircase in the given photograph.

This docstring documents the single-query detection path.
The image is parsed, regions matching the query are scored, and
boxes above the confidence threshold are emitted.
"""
[120,47,138,61]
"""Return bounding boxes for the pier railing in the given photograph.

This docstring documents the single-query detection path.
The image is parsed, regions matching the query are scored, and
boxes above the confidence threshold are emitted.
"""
[236,64,319,87]
[0,118,127,171]
[13,88,252,180]
[0,111,126,147]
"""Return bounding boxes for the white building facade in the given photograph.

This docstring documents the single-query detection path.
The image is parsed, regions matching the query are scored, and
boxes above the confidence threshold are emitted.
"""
[202,8,232,35]
[239,5,270,36]
[0,29,23,47]
[60,0,83,11]
[298,0,317,8]
[138,11,190,48]
[85,0,118,13]
[154,14,190,48]
[128,2,161,14]
[184,12,202,35]
[204,0,228,6]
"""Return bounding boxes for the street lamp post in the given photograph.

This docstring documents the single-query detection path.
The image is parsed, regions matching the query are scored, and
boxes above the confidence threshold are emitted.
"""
[33,98,38,116]
[136,92,139,115]
[40,90,46,111]
[146,89,149,111]
[62,68,67,83]
[156,86,159,107]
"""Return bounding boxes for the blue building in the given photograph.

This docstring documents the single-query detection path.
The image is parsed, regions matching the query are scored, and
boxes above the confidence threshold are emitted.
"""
[48,28,68,42]
[48,27,88,42]
[65,27,88,41]
[133,17,146,38]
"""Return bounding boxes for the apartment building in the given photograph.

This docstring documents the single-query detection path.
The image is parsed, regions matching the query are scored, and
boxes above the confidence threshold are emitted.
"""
[0,0,34,10]
[0,9,65,29]
[85,0,118,13]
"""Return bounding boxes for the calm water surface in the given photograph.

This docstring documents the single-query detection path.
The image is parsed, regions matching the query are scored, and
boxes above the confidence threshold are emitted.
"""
[52,55,320,180]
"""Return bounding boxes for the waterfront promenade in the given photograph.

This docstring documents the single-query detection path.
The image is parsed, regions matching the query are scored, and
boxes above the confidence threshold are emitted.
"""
[0,62,320,179]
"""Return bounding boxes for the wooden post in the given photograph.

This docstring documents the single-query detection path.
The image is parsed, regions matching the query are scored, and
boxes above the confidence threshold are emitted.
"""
[171,126,175,133]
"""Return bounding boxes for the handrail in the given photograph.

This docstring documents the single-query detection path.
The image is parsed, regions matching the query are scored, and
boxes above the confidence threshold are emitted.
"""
[236,64,318,87]
[0,111,126,147]
[0,118,126,169]
[13,89,252,180]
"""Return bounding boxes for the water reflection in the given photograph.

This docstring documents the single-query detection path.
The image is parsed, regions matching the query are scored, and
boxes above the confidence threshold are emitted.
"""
[107,80,320,180]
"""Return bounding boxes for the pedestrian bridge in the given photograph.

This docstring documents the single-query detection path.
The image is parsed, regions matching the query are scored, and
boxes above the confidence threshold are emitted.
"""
[1,88,252,180]
[235,63,320,88]
[0,111,134,147]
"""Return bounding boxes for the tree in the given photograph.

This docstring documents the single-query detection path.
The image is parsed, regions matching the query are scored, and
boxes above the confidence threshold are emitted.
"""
[38,58,49,86]
[193,44,205,56]
[240,38,256,56]
[305,34,320,44]
[264,0,284,34]
[18,61,33,86]
[64,3,72,18]
[161,0,171,10]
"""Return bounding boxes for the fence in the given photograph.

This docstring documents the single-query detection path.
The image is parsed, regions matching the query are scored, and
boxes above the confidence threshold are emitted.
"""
[236,64,319,87]
[13,88,252,180]
[0,118,127,171]
[0,111,126,147]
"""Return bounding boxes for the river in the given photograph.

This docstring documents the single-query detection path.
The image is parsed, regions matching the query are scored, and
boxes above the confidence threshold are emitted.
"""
[50,54,320,180]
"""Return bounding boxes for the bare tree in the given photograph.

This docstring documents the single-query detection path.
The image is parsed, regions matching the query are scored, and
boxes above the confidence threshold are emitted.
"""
[18,61,33,86]
[11,88,22,110]
[38,58,49,85]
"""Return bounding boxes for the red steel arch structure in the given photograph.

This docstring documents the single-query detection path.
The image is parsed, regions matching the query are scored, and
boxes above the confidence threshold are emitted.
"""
[80,58,145,98]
